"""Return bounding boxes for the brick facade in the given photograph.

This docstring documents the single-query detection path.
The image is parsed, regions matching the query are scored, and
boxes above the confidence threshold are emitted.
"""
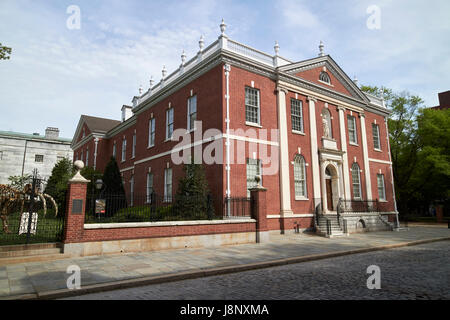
[71,31,398,234]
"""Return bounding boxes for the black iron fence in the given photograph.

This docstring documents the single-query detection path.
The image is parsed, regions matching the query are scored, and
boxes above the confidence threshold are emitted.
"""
[223,197,253,219]
[85,193,220,223]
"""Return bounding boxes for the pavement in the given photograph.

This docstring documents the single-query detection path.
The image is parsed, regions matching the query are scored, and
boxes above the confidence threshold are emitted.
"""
[0,225,449,300]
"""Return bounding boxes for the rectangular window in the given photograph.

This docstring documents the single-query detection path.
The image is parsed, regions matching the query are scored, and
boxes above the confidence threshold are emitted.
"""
[372,123,381,150]
[246,158,261,198]
[164,168,172,202]
[348,115,357,144]
[377,174,386,201]
[112,142,116,158]
[146,173,154,203]
[187,95,197,131]
[35,154,44,163]
[148,118,155,147]
[166,108,174,140]
[245,87,260,125]
[291,98,304,132]
[132,133,136,158]
[122,138,127,162]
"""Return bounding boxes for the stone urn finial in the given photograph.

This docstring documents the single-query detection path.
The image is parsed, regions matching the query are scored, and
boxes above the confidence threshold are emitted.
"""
[70,160,90,183]
[255,175,262,188]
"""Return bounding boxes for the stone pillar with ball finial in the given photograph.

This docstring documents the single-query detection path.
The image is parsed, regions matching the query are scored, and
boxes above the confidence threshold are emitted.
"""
[249,175,269,243]
[62,160,90,254]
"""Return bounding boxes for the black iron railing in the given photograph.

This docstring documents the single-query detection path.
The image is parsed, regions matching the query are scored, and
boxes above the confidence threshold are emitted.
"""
[338,199,380,214]
[85,193,219,223]
[223,197,253,219]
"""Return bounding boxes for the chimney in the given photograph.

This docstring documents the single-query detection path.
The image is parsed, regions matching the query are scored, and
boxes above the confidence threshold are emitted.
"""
[121,105,133,122]
[45,127,59,139]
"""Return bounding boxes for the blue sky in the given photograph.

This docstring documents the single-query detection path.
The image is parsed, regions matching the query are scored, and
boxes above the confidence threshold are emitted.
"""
[0,0,449,139]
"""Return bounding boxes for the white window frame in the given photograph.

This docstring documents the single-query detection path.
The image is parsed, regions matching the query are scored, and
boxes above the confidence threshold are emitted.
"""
[291,98,304,133]
[294,155,307,199]
[166,108,174,140]
[132,132,136,158]
[377,174,386,201]
[112,142,116,158]
[187,95,197,131]
[319,71,331,84]
[164,168,172,202]
[372,123,381,150]
[246,158,262,198]
[121,138,127,162]
[148,118,155,147]
[245,87,260,125]
[348,115,357,144]
[351,163,362,199]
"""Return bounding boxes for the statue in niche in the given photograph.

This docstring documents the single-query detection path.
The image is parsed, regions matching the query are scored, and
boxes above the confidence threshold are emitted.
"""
[322,116,331,138]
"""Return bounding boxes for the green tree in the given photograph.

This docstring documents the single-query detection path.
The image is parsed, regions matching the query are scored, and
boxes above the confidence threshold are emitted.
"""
[173,161,213,219]
[102,157,127,215]
[361,85,450,218]
[44,158,75,216]
[0,43,12,60]
[7,174,32,190]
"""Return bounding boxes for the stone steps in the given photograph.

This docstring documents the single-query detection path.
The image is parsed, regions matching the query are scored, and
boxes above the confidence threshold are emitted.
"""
[0,243,66,265]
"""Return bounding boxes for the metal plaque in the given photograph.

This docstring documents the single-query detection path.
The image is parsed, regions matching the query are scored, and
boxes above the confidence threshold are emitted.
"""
[72,199,83,214]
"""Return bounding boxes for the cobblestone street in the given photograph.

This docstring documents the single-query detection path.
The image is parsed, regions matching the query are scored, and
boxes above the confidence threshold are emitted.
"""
[65,240,450,300]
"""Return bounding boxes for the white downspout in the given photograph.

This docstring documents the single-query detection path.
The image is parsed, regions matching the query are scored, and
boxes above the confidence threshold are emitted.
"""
[93,137,99,170]
[224,64,231,217]
[385,116,399,228]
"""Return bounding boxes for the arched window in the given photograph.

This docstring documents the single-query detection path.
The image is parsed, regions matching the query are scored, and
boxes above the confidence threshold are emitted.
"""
[351,163,362,199]
[321,108,332,138]
[294,155,307,198]
[319,71,331,84]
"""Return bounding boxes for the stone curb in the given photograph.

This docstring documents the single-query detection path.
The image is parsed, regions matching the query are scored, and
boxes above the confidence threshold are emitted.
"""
[3,236,450,300]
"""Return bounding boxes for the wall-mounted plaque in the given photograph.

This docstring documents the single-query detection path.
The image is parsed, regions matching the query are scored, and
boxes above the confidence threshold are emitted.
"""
[72,199,83,214]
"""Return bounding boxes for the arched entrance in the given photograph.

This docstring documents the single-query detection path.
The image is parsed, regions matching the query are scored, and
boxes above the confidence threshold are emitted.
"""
[322,163,340,213]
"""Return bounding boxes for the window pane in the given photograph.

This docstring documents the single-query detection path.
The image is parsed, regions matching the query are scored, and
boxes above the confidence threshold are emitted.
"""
[246,158,261,198]
[377,174,385,200]
[291,99,303,132]
[372,124,380,149]
[294,155,306,197]
[245,87,260,124]
[351,163,361,199]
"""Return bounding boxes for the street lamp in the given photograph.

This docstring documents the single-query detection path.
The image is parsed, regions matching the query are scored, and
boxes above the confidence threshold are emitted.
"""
[95,179,103,191]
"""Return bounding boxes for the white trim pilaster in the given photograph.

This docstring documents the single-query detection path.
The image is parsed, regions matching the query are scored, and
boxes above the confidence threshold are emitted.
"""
[276,87,293,215]
[338,106,351,200]
[360,113,373,200]
[308,96,321,206]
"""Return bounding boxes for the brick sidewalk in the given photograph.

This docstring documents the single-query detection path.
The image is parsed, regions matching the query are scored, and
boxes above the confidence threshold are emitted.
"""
[1,226,449,299]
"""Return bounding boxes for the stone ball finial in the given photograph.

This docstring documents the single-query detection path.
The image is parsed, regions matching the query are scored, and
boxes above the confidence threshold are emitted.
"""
[181,49,187,65]
[274,41,280,55]
[74,160,84,171]
[199,35,204,52]
[162,65,167,79]
[319,40,325,57]
[139,85,143,95]
[220,18,227,36]
[353,76,358,86]
[149,76,154,88]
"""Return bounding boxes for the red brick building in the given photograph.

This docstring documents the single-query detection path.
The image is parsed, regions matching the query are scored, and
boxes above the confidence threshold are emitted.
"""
[72,21,398,234]
[431,91,450,110]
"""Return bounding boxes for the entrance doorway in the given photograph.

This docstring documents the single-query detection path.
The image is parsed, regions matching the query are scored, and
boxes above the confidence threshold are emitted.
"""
[326,178,333,211]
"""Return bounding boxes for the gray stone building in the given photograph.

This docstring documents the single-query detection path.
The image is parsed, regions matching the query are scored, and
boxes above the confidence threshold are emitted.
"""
[0,127,73,186]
